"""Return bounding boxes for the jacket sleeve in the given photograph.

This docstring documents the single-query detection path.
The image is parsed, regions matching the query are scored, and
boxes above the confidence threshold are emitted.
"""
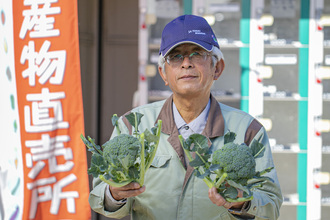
[244,126,283,219]
[89,177,131,219]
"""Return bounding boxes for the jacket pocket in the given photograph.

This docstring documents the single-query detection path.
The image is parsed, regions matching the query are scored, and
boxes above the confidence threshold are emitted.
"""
[219,211,232,220]
[150,154,172,168]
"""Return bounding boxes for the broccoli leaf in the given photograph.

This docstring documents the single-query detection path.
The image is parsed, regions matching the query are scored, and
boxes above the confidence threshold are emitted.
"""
[224,131,236,144]
[119,155,132,170]
[189,156,207,167]
[111,114,119,127]
[150,120,161,136]
[143,129,158,144]
[125,112,144,133]
[180,136,190,151]
[111,114,121,135]
[226,180,250,195]
[80,135,102,155]
[88,153,109,178]
[255,167,274,177]
[209,164,221,171]
[128,166,140,180]
[223,186,238,199]
[185,134,212,174]
[196,168,211,179]
[187,134,209,153]
[251,139,265,158]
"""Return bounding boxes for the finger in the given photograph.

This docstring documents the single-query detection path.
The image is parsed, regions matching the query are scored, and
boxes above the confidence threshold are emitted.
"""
[208,187,220,201]
[110,183,145,200]
[110,186,145,200]
[115,185,145,198]
[223,201,232,209]
[208,187,227,207]
[237,189,243,198]
[208,186,217,197]
[112,182,141,191]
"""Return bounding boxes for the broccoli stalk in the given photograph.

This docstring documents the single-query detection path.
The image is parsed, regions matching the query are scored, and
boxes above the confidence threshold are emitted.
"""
[81,112,162,188]
[138,120,162,186]
[214,172,227,189]
[145,120,162,171]
[179,132,273,203]
[139,133,145,186]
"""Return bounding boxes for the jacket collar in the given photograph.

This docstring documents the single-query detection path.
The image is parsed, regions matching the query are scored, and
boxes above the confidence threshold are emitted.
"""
[156,94,224,138]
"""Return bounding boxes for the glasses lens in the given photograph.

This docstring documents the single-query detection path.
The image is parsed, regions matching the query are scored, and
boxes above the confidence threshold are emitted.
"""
[166,54,181,65]
[166,52,209,67]
[190,52,206,63]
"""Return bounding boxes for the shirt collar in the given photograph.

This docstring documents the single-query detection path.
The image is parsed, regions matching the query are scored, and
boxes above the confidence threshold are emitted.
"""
[173,99,211,134]
[172,103,186,130]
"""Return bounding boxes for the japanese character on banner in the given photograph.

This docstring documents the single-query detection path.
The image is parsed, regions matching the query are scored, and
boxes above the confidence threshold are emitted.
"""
[24,88,69,133]
[20,40,66,86]
[27,174,78,219]
[19,0,61,39]
[25,134,73,178]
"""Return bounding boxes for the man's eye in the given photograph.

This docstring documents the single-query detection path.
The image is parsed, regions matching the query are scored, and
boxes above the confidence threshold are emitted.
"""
[191,52,202,57]
[172,54,183,59]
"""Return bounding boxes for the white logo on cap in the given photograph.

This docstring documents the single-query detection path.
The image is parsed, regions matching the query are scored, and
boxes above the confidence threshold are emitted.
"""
[188,30,206,35]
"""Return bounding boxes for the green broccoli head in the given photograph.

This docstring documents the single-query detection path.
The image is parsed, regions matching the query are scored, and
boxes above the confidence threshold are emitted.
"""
[103,134,141,168]
[212,142,256,185]
[102,134,141,183]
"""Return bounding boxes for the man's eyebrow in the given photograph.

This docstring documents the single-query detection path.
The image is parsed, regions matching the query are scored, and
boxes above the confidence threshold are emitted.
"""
[191,46,203,51]
[169,49,179,54]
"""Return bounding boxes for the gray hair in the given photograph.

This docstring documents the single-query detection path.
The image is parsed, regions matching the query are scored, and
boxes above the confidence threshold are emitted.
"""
[158,46,224,71]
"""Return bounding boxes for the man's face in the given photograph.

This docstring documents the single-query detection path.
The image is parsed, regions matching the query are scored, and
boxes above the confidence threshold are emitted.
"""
[159,43,223,99]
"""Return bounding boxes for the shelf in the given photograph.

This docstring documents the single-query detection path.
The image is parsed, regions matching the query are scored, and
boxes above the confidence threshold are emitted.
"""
[263,92,330,101]
[322,197,330,207]
[282,195,330,207]
[263,92,303,101]
[264,41,308,49]
[323,146,330,154]
[271,144,304,154]
[271,145,330,154]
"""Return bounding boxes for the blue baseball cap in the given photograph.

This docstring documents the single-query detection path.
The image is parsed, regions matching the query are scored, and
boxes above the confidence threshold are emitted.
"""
[159,15,220,56]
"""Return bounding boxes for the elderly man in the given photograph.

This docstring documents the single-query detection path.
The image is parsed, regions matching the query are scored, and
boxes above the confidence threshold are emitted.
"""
[89,15,283,219]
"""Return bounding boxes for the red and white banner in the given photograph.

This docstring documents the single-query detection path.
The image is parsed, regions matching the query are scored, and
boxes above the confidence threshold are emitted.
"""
[0,0,91,219]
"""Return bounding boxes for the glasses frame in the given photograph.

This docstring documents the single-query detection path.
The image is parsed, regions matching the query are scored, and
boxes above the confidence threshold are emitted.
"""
[165,51,211,67]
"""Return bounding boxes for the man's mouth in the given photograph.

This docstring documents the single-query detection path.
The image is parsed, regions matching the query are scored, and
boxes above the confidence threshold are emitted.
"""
[179,75,197,79]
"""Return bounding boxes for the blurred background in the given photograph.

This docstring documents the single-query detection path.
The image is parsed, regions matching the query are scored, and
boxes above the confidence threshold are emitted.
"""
[77,0,330,219]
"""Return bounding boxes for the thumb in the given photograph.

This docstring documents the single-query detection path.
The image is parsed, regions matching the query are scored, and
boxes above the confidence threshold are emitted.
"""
[237,189,243,198]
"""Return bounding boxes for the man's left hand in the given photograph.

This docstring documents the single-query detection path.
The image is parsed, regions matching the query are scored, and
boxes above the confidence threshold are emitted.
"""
[208,187,245,209]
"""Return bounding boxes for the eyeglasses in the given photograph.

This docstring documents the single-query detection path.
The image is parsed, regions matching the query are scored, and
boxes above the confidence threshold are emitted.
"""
[165,51,211,67]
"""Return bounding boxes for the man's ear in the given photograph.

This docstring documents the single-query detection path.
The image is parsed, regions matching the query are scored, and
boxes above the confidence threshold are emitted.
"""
[158,66,168,86]
[213,59,225,80]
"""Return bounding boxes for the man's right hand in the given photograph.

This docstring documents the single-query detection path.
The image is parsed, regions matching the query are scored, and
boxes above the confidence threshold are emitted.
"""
[109,182,146,201]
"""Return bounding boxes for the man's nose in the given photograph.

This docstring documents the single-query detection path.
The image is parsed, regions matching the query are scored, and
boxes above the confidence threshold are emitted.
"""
[181,56,193,68]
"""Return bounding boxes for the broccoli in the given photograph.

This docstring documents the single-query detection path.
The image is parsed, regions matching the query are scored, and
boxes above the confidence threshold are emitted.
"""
[81,112,162,187]
[212,142,256,185]
[102,134,141,184]
[179,132,273,203]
